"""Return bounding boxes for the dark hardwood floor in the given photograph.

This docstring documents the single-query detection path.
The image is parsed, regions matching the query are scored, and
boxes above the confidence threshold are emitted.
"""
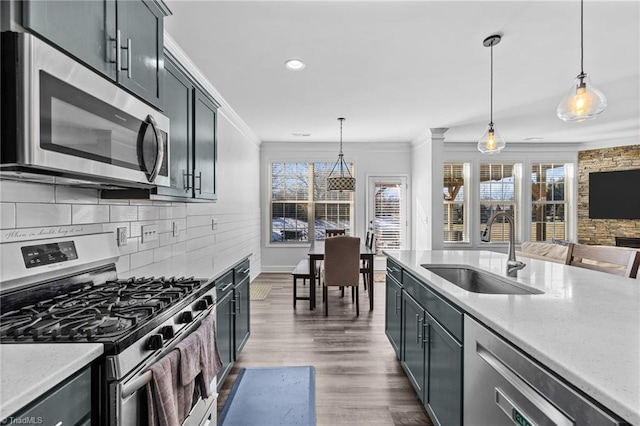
[217,273,433,425]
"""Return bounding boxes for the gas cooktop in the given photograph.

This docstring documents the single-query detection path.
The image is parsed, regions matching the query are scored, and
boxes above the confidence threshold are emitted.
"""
[0,274,208,343]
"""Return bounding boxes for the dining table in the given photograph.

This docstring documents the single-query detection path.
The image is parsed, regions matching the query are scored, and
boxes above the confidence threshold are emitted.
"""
[307,240,375,311]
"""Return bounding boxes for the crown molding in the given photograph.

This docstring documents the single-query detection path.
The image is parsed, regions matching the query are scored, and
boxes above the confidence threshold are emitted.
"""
[164,32,261,147]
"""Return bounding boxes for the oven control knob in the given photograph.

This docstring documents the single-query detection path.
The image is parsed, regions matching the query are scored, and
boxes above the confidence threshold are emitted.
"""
[147,334,163,351]
[204,295,214,305]
[194,299,209,311]
[161,326,175,339]
[181,311,193,323]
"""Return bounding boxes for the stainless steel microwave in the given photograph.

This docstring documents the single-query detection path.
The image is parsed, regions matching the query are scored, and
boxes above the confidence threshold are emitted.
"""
[0,32,170,188]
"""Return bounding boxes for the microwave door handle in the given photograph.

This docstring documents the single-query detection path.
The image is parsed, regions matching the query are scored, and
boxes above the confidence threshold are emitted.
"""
[145,115,164,183]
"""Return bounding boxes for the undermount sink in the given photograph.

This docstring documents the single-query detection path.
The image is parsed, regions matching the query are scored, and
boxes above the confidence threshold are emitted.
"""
[421,265,544,295]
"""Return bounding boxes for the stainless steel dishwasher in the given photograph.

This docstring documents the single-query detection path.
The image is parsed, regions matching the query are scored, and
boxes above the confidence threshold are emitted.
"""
[464,316,627,426]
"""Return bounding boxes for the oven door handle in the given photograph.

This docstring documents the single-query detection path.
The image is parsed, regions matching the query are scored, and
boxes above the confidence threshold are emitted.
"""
[120,308,214,399]
[121,370,152,399]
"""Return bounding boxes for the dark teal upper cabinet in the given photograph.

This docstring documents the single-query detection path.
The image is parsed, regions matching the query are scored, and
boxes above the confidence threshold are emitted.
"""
[23,0,117,79]
[193,88,218,200]
[116,0,165,107]
[159,57,193,198]
[23,0,169,108]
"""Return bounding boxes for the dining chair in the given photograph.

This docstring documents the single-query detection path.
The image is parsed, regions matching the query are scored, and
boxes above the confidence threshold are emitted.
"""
[322,236,361,316]
[360,233,375,290]
[325,228,346,238]
[564,243,640,278]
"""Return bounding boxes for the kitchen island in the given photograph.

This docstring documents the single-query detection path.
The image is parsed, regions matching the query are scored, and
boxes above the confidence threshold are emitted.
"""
[384,249,639,425]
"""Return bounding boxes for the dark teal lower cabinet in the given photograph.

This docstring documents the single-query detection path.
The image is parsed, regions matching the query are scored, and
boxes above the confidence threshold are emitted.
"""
[216,278,234,390]
[386,258,463,426]
[234,276,250,355]
[425,313,463,426]
[401,291,426,398]
[385,274,402,358]
[216,259,251,390]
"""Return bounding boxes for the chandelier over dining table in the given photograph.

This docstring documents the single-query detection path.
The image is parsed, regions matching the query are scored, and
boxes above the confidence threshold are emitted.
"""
[327,117,356,192]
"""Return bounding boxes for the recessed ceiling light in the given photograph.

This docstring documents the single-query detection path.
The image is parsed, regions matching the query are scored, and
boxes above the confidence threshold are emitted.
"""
[292,133,311,137]
[523,137,544,141]
[285,59,305,71]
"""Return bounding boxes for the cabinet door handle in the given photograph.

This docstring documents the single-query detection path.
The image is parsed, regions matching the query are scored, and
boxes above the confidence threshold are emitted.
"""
[115,30,122,72]
[237,291,242,314]
[183,170,192,192]
[126,38,132,78]
[117,31,132,78]
[421,321,430,349]
[394,290,399,312]
[416,315,423,344]
[195,171,202,194]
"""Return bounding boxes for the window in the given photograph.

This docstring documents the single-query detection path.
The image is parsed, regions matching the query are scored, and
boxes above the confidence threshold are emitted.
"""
[271,162,353,243]
[443,163,468,242]
[480,163,520,242]
[531,163,567,241]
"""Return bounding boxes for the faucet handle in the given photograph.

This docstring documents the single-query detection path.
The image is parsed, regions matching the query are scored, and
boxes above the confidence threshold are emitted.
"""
[480,227,490,242]
[506,260,526,277]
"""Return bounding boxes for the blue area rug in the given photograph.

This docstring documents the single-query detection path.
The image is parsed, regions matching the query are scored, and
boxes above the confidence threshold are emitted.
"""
[219,366,316,426]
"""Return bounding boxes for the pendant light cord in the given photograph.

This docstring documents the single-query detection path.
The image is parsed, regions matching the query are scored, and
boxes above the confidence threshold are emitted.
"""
[580,0,584,75]
[490,42,494,126]
[339,118,344,156]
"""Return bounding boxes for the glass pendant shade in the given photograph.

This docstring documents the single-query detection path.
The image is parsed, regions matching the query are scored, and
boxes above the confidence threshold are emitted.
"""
[477,125,506,154]
[557,73,607,122]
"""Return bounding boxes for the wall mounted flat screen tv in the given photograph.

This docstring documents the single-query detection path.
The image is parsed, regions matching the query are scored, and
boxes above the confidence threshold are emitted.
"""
[589,169,640,219]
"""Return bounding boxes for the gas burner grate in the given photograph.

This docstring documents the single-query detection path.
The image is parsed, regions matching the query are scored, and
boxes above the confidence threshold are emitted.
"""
[0,275,205,343]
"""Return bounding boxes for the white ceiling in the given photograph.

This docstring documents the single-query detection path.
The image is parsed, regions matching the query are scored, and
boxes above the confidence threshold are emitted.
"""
[164,0,640,146]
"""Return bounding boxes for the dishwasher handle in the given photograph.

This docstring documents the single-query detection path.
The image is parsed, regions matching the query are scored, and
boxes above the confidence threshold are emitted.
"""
[477,344,573,426]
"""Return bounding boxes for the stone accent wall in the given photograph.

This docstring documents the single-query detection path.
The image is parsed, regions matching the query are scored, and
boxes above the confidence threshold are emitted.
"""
[577,144,640,245]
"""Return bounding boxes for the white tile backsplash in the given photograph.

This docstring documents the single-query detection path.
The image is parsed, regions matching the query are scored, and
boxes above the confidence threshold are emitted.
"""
[72,204,109,224]
[0,203,16,228]
[130,249,155,270]
[110,205,138,222]
[115,255,130,274]
[16,203,71,227]
[55,187,99,204]
[0,181,55,203]
[187,215,214,228]
[138,205,161,221]
[153,245,172,263]
[172,205,187,219]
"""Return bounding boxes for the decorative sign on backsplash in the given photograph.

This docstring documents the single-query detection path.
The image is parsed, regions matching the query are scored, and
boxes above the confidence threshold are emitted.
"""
[1,224,105,243]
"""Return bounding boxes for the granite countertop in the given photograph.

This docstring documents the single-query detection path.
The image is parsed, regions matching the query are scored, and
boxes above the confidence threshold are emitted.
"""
[125,246,252,283]
[384,249,640,425]
[0,343,104,420]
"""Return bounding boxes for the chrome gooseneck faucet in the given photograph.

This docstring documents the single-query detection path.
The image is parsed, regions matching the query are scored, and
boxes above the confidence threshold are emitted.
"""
[481,211,526,277]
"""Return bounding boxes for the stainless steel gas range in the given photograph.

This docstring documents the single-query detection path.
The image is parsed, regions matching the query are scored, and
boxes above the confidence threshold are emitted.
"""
[0,230,218,425]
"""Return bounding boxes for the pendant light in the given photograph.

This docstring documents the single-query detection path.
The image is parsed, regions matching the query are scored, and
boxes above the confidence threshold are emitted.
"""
[557,0,607,122]
[478,34,506,154]
[327,117,355,192]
